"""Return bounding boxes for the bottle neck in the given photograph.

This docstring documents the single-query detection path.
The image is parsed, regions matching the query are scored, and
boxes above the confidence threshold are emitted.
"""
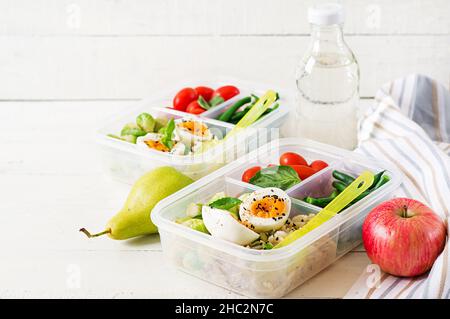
[309,24,345,53]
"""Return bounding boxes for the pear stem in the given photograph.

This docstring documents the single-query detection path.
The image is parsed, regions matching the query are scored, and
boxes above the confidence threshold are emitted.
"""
[79,228,111,238]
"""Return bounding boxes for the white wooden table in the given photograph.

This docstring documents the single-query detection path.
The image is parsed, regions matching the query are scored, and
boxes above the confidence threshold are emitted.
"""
[0,100,371,298]
[1,0,448,298]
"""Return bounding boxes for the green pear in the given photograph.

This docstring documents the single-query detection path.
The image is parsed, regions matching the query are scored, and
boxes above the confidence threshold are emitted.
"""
[80,166,193,240]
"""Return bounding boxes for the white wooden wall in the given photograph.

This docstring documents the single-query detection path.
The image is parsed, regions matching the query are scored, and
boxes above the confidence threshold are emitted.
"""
[1,0,449,100]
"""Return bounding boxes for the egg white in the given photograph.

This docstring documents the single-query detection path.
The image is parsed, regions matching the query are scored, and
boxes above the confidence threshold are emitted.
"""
[202,206,259,246]
[170,142,187,155]
[136,133,163,151]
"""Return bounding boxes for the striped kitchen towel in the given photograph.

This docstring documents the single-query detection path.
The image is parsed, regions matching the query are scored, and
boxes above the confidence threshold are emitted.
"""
[344,74,450,299]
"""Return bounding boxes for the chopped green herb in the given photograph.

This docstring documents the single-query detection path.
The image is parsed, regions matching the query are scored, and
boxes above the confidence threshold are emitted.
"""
[159,118,175,149]
[209,197,242,211]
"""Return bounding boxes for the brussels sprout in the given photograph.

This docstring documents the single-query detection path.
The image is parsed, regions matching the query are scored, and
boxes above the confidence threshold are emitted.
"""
[120,123,146,137]
[182,218,209,234]
[136,112,156,133]
[154,116,169,131]
[107,133,137,144]
[175,216,193,224]
[186,203,203,218]
[121,135,137,143]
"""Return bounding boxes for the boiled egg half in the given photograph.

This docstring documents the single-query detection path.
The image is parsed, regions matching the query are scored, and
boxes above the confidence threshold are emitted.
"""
[136,133,170,152]
[239,188,291,232]
[137,132,186,155]
[202,206,259,246]
[175,119,213,145]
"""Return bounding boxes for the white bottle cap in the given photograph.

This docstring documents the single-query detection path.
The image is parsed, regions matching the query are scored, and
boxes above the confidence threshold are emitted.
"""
[308,3,344,25]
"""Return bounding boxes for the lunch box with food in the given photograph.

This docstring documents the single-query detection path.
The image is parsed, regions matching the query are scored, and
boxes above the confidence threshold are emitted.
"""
[151,138,402,298]
[96,79,290,184]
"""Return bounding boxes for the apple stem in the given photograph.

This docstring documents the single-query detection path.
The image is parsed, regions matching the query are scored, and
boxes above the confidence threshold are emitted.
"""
[79,228,111,238]
[401,205,409,218]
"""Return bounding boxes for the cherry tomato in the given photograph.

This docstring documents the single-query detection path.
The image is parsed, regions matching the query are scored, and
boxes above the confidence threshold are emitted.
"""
[279,152,307,166]
[242,166,261,183]
[194,86,214,102]
[310,160,328,172]
[267,164,276,167]
[186,101,206,114]
[290,165,317,180]
[212,85,240,101]
[173,88,198,112]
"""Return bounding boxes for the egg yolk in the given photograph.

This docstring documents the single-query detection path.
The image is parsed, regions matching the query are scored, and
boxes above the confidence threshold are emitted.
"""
[250,196,286,218]
[144,140,170,152]
[180,121,208,137]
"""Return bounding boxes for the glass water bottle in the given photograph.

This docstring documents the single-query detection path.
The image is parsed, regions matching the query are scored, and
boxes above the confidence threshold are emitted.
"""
[295,3,360,150]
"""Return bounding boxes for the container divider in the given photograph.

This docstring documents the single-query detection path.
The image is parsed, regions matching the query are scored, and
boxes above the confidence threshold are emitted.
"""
[285,159,345,201]
[224,176,262,192]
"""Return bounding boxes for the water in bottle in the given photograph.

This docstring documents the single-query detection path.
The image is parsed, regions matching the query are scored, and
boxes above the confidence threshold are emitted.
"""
[295,3,360,150]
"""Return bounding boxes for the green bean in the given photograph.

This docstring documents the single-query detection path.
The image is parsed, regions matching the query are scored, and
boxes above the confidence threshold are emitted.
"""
[332,181,347,192]
[349,190,371,205]
[373,174,390,190]
[304,190,339,208]
[230,112,245,123]
[230,107,251,123]
[332,170,356,185]
[304,196,325,207]
[369,170,385,190]
[257,103,279,121]
[345,175,391,208]
[218,96,252,122]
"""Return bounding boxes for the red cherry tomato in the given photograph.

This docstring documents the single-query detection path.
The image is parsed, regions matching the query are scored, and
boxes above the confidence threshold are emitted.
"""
[310,160,328,172]
[186,101,206,114]
[267,164,276,167]
[212,85,240,101]
[290,165,317,180]
[279,152,308,166]
[173,88,198,112]
[242,166,261,183]
[194,86,214,102]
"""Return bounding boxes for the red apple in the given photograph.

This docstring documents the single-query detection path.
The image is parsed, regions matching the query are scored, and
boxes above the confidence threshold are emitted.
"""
[362,198,446,277]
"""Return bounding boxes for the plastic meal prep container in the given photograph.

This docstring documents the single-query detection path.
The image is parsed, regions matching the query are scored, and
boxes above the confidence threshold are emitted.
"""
[95,79,290,184]
[152,138,403,298]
